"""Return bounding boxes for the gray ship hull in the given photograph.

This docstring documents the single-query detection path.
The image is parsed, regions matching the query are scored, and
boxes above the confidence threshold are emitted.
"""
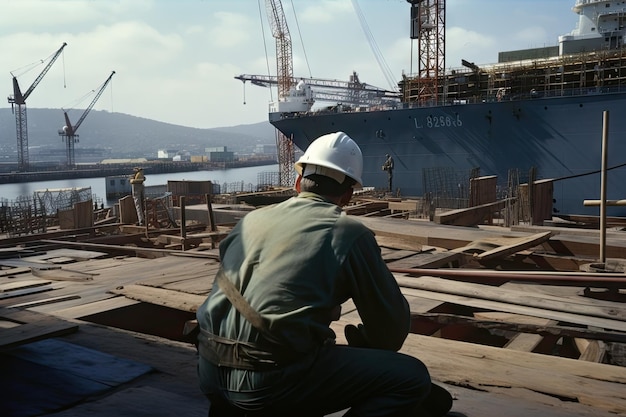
[270,91,626,217]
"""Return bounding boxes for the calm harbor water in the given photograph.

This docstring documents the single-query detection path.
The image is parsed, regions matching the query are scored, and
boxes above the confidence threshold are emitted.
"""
[0,164,279,207]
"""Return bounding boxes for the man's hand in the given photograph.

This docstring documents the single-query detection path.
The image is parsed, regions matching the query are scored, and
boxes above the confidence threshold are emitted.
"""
[344,323,371,348]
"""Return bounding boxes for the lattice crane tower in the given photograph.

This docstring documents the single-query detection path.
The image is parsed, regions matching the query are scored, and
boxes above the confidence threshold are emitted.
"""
[266,0,295,187]
[8,42,68,172]
[408,0,445,104]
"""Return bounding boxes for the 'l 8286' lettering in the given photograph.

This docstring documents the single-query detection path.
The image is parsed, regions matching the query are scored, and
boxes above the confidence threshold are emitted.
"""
[414,114,463,129]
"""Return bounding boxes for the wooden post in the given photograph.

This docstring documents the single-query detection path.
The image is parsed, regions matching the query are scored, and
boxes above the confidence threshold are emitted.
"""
[180,196,187,250]
[600,110,609,264]
[205,192,217,232]
[528,167,536,225]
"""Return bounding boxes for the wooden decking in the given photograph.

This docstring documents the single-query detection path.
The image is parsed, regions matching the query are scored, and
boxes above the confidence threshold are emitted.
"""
[1,216,626,416]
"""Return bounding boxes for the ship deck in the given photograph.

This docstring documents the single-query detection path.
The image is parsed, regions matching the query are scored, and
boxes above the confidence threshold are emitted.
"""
[1,208,626,417]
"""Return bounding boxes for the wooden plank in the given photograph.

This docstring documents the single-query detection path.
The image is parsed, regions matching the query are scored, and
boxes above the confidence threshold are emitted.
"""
[0,279,52,292]
[469,176,497,207]
[374,234,423,252]
[502,316,556,352]
[474,231,553,261]
[8,294,82,309]
[412,312,626,343]
[0,283,55,300]
[397,286,626,332]
[0,267,31,277]
[31,267,95,282]
[0,307,79,350]
[387,251,463,269]
[575,338,607,362]
[434,199,509,226]
[110,284,206,313]
[396,275,626,321]
[330,316,626,414]
[23,248,109,262]
[52,296,140,319]
[74,199,94,229]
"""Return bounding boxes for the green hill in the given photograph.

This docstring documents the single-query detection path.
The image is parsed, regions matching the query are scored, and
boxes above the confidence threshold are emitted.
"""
[0,108,277,161]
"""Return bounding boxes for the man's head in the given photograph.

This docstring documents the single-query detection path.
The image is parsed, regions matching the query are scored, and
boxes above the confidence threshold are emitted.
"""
[294,132,363,204]
[134,167,143,172]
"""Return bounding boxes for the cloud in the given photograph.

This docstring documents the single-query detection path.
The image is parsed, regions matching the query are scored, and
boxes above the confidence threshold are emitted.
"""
[208,12,253,49]
[297,0,353,24]
[446,26,498,67]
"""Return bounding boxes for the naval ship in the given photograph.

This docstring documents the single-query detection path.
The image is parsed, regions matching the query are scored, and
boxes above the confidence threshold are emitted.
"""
[269,0,626,218]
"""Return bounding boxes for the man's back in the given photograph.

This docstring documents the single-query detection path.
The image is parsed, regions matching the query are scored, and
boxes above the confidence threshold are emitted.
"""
[197,192,371,354]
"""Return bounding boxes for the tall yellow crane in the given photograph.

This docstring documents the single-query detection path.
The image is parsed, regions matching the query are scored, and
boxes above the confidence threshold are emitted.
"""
[266,0,295,187]
[8,42,68,172]
[59,71,115,168]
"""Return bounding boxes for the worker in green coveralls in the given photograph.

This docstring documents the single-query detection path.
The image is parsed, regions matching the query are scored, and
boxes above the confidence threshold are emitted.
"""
[130,167,145,226]
[382,153,394,192]
[195,132,453,417]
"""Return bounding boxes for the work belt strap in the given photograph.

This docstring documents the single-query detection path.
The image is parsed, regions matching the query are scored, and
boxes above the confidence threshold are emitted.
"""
[215,267,276,342]
[198,328,282,371]
[198,268,292,370]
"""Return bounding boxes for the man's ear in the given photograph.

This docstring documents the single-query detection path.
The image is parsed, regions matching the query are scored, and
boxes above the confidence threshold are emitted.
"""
[294,175,303,192]
[339,187,354,207]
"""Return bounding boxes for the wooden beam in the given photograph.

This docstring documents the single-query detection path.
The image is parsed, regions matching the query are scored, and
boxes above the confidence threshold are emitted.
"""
[434,199,510,226]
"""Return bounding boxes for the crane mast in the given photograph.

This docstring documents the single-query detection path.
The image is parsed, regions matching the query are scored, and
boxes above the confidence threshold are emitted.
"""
[8,42,68,172]
[265,0,295,187]
[59,71,115,168]
[406,0,445,104]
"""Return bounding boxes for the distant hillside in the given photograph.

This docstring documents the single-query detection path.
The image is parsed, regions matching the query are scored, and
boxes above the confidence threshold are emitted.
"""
[0,108,277,160]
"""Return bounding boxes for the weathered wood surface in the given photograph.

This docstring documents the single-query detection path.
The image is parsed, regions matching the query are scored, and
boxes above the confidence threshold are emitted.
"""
[1,217,626,417]
[331,311,626,416]
[0,308,78,350]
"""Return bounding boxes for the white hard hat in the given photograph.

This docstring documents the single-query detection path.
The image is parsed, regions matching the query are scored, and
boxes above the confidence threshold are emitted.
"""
[295,132,363,188]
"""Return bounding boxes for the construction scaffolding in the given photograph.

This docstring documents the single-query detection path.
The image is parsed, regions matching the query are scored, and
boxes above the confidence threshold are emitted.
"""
[422,166,475,212]
[402,46,626,105]
[257,171,281,190]
[0,196,47,236]
[34,187,93,216]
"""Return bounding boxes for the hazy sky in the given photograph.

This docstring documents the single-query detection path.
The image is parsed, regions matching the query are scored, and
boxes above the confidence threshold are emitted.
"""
[1,0,577,129]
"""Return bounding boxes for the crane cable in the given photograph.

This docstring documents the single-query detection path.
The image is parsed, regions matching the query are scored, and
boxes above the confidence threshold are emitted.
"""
[258,0,274,102]
[10,48,68,89]
[289,0,312,78]
[351,0,397,90]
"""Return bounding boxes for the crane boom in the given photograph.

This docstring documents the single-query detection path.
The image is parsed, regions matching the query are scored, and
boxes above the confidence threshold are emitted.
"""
[59,71,115,168]
[265,0,293,98]
[63,71,115,136]
[235,73,400,108]
[8,42,68,171]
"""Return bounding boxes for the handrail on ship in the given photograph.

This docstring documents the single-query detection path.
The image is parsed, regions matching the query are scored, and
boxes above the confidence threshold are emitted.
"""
[287,84,626,118]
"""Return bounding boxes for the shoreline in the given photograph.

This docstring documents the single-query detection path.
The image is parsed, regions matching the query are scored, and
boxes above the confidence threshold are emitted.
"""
[0,158,277,185]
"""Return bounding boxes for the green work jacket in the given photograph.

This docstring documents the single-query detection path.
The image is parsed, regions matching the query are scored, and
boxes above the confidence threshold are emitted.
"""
[196,192,410,356]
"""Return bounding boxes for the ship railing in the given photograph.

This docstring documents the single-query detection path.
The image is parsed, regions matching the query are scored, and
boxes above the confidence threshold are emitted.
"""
[291,83,626,117]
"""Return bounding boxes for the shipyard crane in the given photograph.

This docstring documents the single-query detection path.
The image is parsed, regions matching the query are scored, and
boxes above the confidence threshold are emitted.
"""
[8,42,68,172]
[59,71,115,168]
[406,0,445,104]
[265,0,296,187]
[235,72,401,109]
